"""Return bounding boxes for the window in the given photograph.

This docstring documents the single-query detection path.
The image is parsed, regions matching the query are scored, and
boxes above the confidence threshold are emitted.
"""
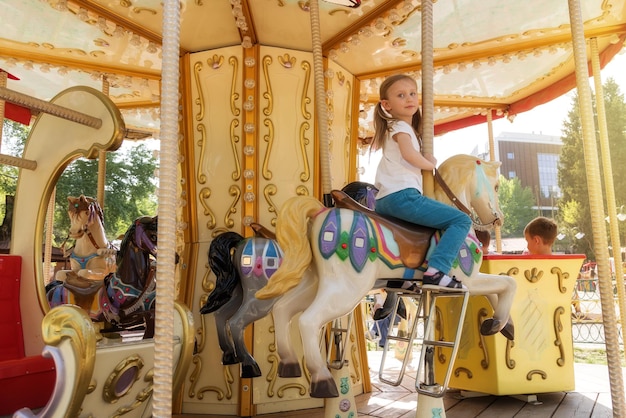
[538,153,560,198]
[507,152,515,159]
[508,171,516,178]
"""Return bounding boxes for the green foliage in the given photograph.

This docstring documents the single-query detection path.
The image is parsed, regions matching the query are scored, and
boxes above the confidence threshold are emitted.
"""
[54,144,158,242]
[1,119,158,244]
[497,175,537,237]
[1,121,30,223]
[557,78,626,259]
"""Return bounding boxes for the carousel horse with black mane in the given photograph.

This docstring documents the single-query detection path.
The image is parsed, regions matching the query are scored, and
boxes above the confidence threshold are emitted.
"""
[202,155,516,395]
[47,213,159,338]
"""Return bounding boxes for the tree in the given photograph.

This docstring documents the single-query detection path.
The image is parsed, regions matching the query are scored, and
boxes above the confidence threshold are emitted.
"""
[497,175,537,237]
[1,121,29,222]
[557,78,626,259]
[54,144,158,242]
[0,120,158,244]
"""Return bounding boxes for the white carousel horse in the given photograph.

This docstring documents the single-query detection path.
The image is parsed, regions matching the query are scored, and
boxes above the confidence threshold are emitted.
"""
[256,154,517,398]
[54,195,116,283]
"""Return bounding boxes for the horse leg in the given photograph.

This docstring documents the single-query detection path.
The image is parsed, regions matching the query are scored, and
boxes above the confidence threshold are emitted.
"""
[271,273,318,378]
[213,286,244,365]
[465,273,517,339]
[228,284,278,378]
[299,271,375,398]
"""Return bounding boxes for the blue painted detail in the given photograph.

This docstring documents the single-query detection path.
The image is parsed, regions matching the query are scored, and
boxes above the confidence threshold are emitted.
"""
[239,238,255,276]
[349,212,369,272]
[320,209,340,258]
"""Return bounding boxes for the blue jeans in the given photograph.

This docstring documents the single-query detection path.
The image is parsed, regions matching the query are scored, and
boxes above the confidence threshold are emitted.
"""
[375,188,471,274]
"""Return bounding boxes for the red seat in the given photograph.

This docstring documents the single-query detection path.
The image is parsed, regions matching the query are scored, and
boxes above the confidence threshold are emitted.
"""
[0,255,55,415]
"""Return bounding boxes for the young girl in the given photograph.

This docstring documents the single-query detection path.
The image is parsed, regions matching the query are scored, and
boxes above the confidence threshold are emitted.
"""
[372,74,471,291]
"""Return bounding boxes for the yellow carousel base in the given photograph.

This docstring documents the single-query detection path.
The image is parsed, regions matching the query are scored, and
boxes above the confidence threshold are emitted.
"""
[324,366,358,418]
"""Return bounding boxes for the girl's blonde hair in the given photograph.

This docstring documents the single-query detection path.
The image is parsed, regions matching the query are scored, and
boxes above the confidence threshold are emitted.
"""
[371,74,422,152]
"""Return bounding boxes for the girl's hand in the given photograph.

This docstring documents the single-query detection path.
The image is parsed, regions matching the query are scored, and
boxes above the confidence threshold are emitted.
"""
[424,153,437,165]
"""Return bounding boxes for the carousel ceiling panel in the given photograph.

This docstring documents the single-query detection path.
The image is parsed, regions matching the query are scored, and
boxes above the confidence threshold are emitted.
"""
[0,0,625,137]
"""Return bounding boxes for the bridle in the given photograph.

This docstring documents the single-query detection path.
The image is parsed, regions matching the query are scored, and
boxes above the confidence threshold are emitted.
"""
[433,167,501,231]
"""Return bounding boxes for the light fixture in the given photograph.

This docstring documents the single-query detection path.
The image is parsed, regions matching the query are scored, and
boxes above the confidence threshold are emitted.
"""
[557,233,566,241]
[575,232,585,240]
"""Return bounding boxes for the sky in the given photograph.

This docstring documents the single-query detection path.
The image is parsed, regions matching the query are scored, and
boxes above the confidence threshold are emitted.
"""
[433,48,626,163]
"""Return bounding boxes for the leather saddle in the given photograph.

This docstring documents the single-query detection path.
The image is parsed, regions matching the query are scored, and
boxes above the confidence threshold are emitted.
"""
[63,271,105,296]
[331,189,435,269]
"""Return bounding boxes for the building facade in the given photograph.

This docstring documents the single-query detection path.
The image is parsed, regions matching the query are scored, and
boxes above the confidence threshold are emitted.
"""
[492,131,562,215]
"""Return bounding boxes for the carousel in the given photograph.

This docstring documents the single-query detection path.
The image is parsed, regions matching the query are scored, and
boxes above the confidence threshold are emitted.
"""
[0,0,625,417]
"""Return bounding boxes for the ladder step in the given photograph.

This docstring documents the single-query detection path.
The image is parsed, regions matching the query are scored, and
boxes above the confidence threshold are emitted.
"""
[423,339,455,348]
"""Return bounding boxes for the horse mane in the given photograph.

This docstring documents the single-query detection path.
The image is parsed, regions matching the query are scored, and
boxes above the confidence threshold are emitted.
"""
[435,154,500,204]
[68,195,104,226]
[117,220,137,263]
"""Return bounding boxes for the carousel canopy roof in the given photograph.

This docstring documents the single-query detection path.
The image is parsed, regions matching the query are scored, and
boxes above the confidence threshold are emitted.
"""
[1,0,625,137]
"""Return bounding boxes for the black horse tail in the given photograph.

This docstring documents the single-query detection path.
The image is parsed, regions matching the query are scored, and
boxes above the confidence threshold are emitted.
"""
[200,231,244,314]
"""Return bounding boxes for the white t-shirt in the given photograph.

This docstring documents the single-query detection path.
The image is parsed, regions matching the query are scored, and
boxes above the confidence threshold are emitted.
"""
[374,120,423,200]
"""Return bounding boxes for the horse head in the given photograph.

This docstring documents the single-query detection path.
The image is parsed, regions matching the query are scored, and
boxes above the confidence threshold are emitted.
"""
[116,215,158,289]
[437,155,503,231]
[67,195,103,240]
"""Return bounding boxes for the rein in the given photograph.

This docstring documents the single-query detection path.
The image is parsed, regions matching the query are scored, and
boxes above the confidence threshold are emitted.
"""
[433,168,499,231]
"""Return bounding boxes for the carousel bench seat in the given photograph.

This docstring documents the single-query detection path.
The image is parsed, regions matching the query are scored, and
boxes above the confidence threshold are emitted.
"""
[0,255,55,415]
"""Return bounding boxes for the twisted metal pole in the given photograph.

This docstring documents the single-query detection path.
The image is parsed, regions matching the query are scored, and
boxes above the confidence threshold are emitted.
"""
[589,37,626,366]
[309,0,332,206]
[153,0,180,415]
[567,1,625,415]
[421,0,434,197]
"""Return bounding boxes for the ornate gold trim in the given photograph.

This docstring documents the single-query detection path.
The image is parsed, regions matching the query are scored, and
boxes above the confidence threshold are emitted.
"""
[199,187,216,230]
[262,119,274,180]
[263,184,278,226]
[262,56,273,116]
[196,123,207,184]
[299,122,311,182]
[225,185,241,228]
[300,61,312,120]
[505,340,516,369]
[551,266,569,293]
[42,305,97,418]
[477,308,490,369]
[193,61,205,121]
[554,306,566,366]
[103,354,144,403]
[454,367,472,378]
[526,370,547,380]
[524,267,543,283]
[229,56,240,116]
[230,119,242,181]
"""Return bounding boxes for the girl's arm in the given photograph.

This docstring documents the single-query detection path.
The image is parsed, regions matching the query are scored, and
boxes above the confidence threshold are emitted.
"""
[394,132,436,170]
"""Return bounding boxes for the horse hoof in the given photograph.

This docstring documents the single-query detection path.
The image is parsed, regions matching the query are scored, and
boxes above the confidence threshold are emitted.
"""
[479,318,502,336]
[222,353,240,365]
[278,362,302,378]
[500,319,515,340]
[241,363,262,378]
[310,378,339,398]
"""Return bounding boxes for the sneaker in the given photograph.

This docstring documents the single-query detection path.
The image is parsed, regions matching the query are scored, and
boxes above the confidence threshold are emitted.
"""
[422,271,467,292]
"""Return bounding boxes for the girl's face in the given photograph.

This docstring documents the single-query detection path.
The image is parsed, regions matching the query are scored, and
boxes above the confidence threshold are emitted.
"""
[381,78,419,123]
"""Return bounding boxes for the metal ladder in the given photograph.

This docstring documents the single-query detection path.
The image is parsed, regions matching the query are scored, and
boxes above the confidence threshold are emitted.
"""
[326,312,354,369]
[378,287,469,398]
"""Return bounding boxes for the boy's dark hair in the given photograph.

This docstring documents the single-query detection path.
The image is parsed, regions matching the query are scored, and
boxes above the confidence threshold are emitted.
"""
[524,216,558,245]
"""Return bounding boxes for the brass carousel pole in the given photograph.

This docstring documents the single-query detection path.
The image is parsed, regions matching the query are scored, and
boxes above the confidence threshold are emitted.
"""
[486,109,502,253]
[97,77,109,209]
[589,37,626,364]
[567,1,625,415]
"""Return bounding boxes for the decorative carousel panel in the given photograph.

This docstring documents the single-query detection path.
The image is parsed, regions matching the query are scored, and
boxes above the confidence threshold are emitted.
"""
[434,254,585,395]
[183,241,241,416]
[256,46,316,228]
[326,59,356,190]
[188,46,245,242]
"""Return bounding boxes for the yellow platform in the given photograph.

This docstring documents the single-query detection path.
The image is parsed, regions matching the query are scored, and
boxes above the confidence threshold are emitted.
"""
[435,254,585,396]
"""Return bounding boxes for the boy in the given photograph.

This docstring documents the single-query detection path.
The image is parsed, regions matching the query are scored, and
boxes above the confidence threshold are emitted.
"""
[524,216,558,255]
